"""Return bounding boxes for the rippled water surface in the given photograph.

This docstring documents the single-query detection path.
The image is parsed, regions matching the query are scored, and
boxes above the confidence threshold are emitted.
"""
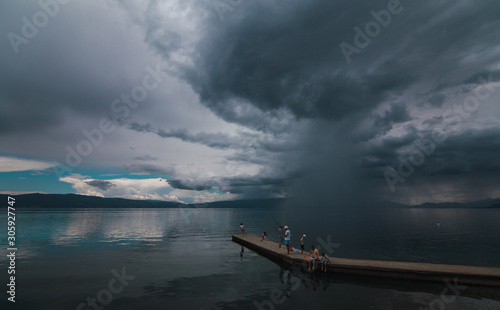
[1,207,499,309]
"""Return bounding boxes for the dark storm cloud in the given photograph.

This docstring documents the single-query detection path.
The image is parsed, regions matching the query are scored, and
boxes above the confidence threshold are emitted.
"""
[128,123,155,133]
[420,127,500,176]
[371,103,412,137]
[0,1,160,137]
[171,1,419,123]
[157,128,254,150]
[3,0,500,203]
[133,155,158,161]
[122,0,500,204]
[358,124,420,166]
[167,174,291,198]
[464,69,500,85]
[360,125,500,189]
[137,0,500,126]
[128,122,260,151]
[435,70,500,93]
[123,164,174,176]
[85,180,116,191]
[121,135,293,197]
[426,93,447,108]
[167,179,215,191]
[228,175,291,190]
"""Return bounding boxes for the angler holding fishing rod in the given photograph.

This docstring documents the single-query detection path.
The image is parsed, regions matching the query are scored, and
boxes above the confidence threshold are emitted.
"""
[278,225,284,249]
[266,209,285,249]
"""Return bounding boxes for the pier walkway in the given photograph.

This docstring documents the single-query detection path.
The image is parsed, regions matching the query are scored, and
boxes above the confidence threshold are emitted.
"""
[232,234,500,287]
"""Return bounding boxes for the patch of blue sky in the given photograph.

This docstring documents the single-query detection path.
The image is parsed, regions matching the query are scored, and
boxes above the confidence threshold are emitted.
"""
[0,170,74,193]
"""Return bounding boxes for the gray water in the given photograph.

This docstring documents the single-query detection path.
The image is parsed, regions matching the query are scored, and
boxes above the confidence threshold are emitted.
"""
[1,207,499,309]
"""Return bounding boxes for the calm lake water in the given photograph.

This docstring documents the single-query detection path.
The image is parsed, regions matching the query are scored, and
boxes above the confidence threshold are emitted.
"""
[1,207,500,309]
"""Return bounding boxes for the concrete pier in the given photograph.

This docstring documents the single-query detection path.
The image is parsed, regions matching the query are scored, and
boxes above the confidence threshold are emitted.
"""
[232,234,500,287]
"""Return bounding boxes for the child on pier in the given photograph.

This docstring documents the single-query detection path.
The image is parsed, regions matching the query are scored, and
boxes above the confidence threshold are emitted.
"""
[320,252,330,272]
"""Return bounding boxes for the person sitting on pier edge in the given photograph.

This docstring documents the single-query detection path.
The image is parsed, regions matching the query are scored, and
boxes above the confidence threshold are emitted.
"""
[284,225,291,255]
[261,232,268,241]
[307,245,320,271]
[320,252,330,272]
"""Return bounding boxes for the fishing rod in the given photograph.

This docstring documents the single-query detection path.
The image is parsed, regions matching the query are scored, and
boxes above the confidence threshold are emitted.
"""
[266,208,281,227]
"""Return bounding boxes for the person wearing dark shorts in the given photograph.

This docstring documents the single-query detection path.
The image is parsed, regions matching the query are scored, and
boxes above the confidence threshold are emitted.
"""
[278,226,284,248]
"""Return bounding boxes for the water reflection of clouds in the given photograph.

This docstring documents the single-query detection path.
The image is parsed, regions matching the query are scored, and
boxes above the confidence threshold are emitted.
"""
[100,210,167,244]
[48,208,235,247]
[0,247,40,264]
[51,210,169,246]
[168,208,232,237]
[51,210,103,245]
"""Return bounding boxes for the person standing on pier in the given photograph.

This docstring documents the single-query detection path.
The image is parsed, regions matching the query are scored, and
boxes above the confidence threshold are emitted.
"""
[278,226,284,248]
[284,225,291,255]
[240,223,245,236]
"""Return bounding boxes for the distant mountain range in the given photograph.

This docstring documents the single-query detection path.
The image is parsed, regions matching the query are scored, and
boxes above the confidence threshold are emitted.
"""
[1,193,500,209]
[410,198,500,209]
[0,193,286,209]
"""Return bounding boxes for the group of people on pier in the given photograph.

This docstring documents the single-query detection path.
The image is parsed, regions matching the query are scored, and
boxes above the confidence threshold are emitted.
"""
[240,222,330,272]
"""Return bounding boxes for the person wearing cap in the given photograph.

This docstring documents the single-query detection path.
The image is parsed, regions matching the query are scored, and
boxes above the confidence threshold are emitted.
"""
[300,234,306,254]
[284,225,291,255]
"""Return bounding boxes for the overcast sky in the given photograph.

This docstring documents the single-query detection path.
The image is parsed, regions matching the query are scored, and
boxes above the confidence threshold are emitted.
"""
[1,0,500,205]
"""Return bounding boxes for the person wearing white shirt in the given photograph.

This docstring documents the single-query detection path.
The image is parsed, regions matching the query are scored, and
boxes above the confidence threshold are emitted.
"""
[284,225,291,255]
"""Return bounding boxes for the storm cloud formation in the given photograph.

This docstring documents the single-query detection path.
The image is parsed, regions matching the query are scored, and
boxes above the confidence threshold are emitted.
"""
[1,0,500,204]
[85,180,116,191]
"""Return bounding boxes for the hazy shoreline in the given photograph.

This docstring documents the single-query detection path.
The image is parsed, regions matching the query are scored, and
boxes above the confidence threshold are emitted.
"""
[2,193,500,209]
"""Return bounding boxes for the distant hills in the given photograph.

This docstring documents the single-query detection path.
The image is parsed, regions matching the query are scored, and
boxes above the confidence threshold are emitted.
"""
[0,193,285,209]
[1,193,499,209]
[411,198,500,209]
